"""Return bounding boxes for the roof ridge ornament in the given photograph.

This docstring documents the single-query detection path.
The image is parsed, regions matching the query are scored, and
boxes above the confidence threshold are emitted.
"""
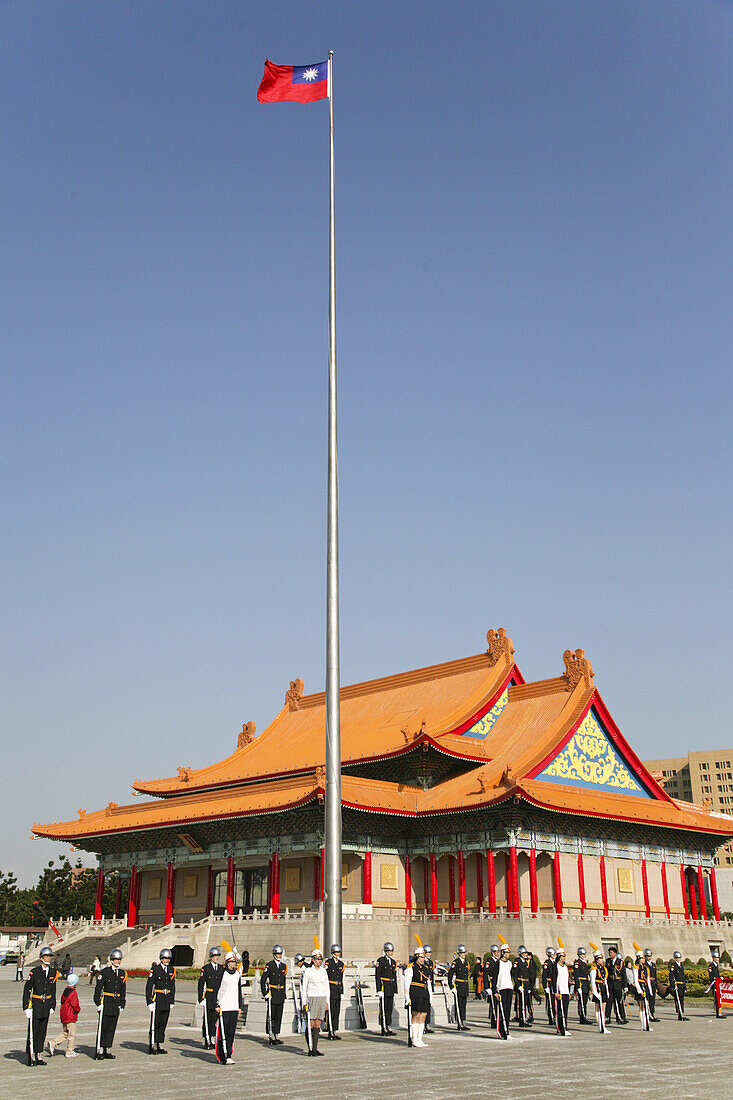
[237,721,256,749]
[177,766,192,782]
[401,719,427,743]
[315,765,326,787]
[486,627,514,666]
[285,678,305,711]
[562,648,594,691]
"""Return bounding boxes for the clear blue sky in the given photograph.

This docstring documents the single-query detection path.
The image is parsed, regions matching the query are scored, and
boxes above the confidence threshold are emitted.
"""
[2,1,731,885]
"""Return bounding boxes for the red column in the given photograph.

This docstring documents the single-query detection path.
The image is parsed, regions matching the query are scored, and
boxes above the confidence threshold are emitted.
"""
[164,862,176,926]
[553,851,563,916]
[226,856,235,916]
[206,867,214,915]
[529,849,538,916]
[487,851,497,915]
[320,848,325,901]
[680,865,690,923]
[697,866,707,920]
[310,849,319,902]
[363,851,372,905]
[126,866,138,928]
[430,852,438,915]
[641,859,650,919]
[710,867,721,921]
[688,871,699,921]
[457,851,467,914]
[270,852,280,915]
[508,846,519,916]
[448,856,456,914]
[600,855,609,917]
[476,853,484,909]
[114,876,123,919]
[404,855,412,915]
[135,868,142,919]
[423,859,430,912]
[577,853,586,915]
[94,868,105,922]
[660,861,670,920]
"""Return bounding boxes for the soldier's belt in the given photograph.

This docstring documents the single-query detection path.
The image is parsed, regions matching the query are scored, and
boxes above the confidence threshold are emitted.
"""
[102,992,120,998]
[205,987,213,993]
[154,988,171,994]
[411,981,426,987]
[31,993,52,1000]
[270,984,285,990]
[455,978,468,984]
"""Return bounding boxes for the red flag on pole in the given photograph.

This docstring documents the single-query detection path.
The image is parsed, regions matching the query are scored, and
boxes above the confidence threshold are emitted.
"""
[257,59,329,103]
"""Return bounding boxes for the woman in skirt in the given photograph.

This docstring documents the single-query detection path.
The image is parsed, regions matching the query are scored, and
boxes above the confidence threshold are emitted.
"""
[301,949,329,1056]
[215,951,242,1064]
[405,946,431,1047]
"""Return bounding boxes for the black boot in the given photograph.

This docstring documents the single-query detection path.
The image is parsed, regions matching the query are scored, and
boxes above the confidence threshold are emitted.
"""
[156,1044,167,1054]
[103,1050,115,1059]
[313,1027,324,1056]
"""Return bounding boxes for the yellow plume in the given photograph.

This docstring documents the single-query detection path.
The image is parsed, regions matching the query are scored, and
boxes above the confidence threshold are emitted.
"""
[497,933,507,945]
[314,934,319,950]
[633,941,641,952]
[414,933,423,948]
[220,940,232,953]
[589,941,598,951]
[557,937,563,949]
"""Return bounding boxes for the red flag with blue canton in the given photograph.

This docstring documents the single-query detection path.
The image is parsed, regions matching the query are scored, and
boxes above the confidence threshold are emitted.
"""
[257,59,328,103]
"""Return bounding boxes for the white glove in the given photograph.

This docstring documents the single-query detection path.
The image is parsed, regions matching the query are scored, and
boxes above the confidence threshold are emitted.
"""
[25,1008,32,1019]
[148,1003,155,1012]
[199,1000,206,1007]
[97,1003,103,1013]
[49,1009,54,1016]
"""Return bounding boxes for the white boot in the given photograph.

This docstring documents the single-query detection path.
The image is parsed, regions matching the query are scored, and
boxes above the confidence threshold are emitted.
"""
[417,1022,428,1047]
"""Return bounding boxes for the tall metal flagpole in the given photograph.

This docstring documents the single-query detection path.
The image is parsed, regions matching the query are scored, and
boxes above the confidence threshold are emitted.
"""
[323,50,342,954]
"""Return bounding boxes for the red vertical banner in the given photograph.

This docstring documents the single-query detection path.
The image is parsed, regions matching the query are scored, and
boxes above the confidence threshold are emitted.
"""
[660,861,670,920]
[226,856,235,917]
[680,865,690,923]
[114,876,123,919]
[267,856,273,910]
[448,855,456,914]
[423,859,430,912]
[508,846,519,916]
[553,851,563,916]
[135,867,142,919]
[710,866,721,921]
[457,851,466,914]
[577,853,586,915]
[313,855,321,903]
[404,855,412,915]
[697,866,707,921]
[127,866,138,928]
[600,855,609,917]
[271,852,280,915]
[476,852,484,909]
[320,847,325,902]
[688,871,699,921]
[526,849,537,916]
[487,850,496,915]
[641,859,650,919]
[164,862,176,926]
[430,852,438,915]
[206,867,214,915]
[363,851,372,905]
[94,868,105,922]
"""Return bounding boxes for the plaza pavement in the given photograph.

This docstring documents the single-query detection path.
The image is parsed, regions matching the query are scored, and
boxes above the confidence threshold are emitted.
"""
[0,966,727,1099]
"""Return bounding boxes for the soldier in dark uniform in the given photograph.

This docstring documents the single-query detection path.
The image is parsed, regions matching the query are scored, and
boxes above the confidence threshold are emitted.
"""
[484,945,500,1028]
[573,947,590,1023]
[375,942,397,1036]
[667,951,687,1021]
[145,948,176,1054]
[423,945,435,1033]
[447,945,470,1030]
[708,948,723,1019]
[197,946,223,1049]
[605,947,627,1024]
[260,944,287,1044]
[325,944,344,1038]
[512,946,532,1028]
[22,945,58,1066]
[590,949,610,1034]
[541,948,556,1025]
[93,948,126,1059]
[643,949,658,1021]
[406,947,432,1047]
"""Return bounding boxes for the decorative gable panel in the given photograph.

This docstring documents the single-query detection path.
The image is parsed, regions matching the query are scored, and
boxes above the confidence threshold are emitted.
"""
[461,683,512,739]
[536,707,652,797]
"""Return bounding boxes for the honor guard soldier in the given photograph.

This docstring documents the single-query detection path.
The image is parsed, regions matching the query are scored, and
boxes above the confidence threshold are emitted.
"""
[605,946,627,1024]
[447,945,470,1030]
[92,949,126,1059]
[261,944,287,1044]
[708,948,723,1019]
[492,944,514,1039]
[573,947,590,1023]
[632,949,652,1031]
[669,951,688,1021]
[22,945,58,1066]
[644,949,658,1021]
[589,949,610,1034]
[405,947,431,1047]
[553,949,571,1035]
[198,946,223,1049]
[325,944,344,1038]
[484,945,500,1028]
[215,951,243,1065]
[375,942,398,1036]
[541,948,556,1025]
[512,946,532,1028]
[423,945,435,1033]
[146,948,175,1054]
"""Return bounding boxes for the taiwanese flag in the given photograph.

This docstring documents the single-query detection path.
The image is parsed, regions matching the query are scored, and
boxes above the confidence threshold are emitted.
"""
[257,59,329,103]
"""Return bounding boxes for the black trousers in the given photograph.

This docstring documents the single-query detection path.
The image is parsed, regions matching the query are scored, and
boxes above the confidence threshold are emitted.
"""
[605,987,626,1022]
[515,985,530,1025]
[545,988,554,1024]
[100,1012,119,1049]
[215,1010,238,1063]
[456,993,468,1026]
[26,1014,50,1064]
[496,989,513,1039]
[202,999,218,1044]
[382,992,394,1027]
[150,1005,170,1045]
[671,984,685,1018]
[577,983,589,1021]
[488,994,496,1028]
[270,999,284,1036]
[554,994,570,1034]
[329,994,341,1031]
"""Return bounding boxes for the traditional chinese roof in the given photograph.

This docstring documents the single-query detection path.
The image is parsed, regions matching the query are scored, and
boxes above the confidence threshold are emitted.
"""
[32,632,733,846]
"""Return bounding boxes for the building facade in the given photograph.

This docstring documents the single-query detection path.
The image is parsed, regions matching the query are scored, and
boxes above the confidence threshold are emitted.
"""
[34,631,733,936]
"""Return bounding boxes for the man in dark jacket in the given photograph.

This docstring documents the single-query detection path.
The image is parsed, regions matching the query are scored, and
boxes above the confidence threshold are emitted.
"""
[260,945,287,1044]
[197,946,224,1048]
[605,947,627,1024]
[573,947,591,1023]
[447,945,470,1030]
[669,951,688,1021]
[325,944,345,1037]
[146,948,175,1054]
[93,949,126,1059]
[375,942,398,1036]
[22,946,58,1066]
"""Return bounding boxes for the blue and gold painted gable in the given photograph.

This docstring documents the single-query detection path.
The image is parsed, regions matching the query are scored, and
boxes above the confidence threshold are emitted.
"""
[461,680,515,740]
[536,707,652,797]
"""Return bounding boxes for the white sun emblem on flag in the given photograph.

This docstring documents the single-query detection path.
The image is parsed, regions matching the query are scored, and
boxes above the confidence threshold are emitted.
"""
[302,67,319,82]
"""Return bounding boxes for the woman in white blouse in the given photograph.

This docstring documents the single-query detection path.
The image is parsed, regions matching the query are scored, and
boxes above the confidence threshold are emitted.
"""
[215,951,243,1064]
[300,949,329,1056]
